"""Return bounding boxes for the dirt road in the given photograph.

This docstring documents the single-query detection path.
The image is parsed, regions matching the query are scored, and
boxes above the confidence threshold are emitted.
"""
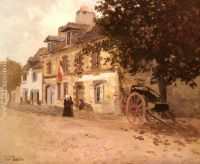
[0,108,200,164]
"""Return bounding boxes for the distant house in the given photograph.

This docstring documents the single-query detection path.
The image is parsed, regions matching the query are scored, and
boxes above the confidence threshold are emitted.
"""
[20,48,47,105]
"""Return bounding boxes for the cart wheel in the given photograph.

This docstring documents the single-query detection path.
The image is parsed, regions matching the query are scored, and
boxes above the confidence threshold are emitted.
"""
[126,92,146,125]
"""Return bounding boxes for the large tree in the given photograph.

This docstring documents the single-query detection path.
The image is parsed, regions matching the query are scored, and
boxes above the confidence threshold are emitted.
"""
[7,59,22,102]
[95,0,200,103]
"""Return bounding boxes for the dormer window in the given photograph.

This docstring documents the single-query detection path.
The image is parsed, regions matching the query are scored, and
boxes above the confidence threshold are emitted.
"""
[48,42,54,52]
[66,32,71,45]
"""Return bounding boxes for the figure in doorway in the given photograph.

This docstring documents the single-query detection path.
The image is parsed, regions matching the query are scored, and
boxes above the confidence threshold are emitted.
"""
[79,99,85,110]
[63,95,74,117]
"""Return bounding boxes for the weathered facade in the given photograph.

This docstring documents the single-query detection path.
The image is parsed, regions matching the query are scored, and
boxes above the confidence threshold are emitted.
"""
[20,48,47,105]
[42,6,121,114]
[19,6,200,117]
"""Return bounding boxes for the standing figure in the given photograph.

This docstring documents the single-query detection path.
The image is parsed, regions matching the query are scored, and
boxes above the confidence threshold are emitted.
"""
[79,99,85,110]
[69,96,74,117]
[63,95,74,117]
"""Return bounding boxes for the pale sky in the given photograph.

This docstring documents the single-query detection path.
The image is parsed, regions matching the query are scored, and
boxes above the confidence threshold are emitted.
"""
[0,0,97,64]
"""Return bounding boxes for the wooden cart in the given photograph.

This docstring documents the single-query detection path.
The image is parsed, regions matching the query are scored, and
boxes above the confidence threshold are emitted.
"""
[125,84,175,126]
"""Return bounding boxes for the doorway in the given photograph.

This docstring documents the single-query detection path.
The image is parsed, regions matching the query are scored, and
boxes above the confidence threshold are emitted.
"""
[74,82,84,108]
[46,85,56,105]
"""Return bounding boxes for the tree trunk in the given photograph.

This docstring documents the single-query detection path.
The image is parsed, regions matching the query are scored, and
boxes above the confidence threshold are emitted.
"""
[158,77,167,103]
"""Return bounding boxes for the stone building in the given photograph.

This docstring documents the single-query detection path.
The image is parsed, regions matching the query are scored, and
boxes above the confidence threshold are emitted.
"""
[0,60,8,107]
[20,5,200,117]
[42,6,121,114]
[20,48,47,105]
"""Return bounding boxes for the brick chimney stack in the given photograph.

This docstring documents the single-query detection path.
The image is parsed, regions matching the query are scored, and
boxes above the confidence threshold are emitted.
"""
[75,5,95,27]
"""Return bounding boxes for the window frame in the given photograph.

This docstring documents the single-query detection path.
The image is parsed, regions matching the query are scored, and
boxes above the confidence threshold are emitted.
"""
[32,72,37,82]
[23,73,27,81]
[46,62,52,74]
[94,82,104,104]
[66,31,71,45]
[92,53,100,70]
[57,83,61,100]
[62,56,68,73]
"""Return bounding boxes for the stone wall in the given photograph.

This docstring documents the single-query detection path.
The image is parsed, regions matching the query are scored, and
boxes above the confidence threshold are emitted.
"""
[122,72,200,117]
[168,78,200,117]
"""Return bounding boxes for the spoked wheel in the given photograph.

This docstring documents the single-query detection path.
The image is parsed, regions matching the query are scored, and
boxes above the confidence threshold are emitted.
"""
[126,92,146,125]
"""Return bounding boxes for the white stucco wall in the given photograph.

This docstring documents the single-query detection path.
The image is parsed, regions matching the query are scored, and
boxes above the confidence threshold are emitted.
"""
[43,71,121,114]
[77,71,121,114]
[20,68,43,102]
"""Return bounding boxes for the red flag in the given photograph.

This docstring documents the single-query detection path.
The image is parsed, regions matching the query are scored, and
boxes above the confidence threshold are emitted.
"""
[57,60,64,81]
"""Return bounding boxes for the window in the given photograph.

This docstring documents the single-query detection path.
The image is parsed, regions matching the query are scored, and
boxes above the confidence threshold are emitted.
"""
[57,83,61,100]
[46,62,52,74]
[48,42,53,52]
[23,89,28,102]
[92,53,100,69]
[62,56,68,73]
[63,82,68,96]
[32,72,37,82]
[23,73,27,81]
[94,83,104,104]
[74,54,83,73]
[66,32,71,45]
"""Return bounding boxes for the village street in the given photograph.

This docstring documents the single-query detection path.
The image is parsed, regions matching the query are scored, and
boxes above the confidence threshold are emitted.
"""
[0,106,200,164]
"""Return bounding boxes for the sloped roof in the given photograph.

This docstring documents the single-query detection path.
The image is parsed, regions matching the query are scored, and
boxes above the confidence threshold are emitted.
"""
[22,62,42,72]
[76,26,105,43]
[32,62,43,69]
[22,47,47,72]
[44,35,65,42]
[35,47,48,57]
[59,22,90,32]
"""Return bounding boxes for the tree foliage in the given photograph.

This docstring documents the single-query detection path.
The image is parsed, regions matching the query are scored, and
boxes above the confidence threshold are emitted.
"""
[7,59,21,96]
[95,0,200,87]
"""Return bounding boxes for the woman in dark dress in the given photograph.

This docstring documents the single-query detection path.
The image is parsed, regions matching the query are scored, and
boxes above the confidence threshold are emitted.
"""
[68,96,74,117]
[63,95,74,117]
